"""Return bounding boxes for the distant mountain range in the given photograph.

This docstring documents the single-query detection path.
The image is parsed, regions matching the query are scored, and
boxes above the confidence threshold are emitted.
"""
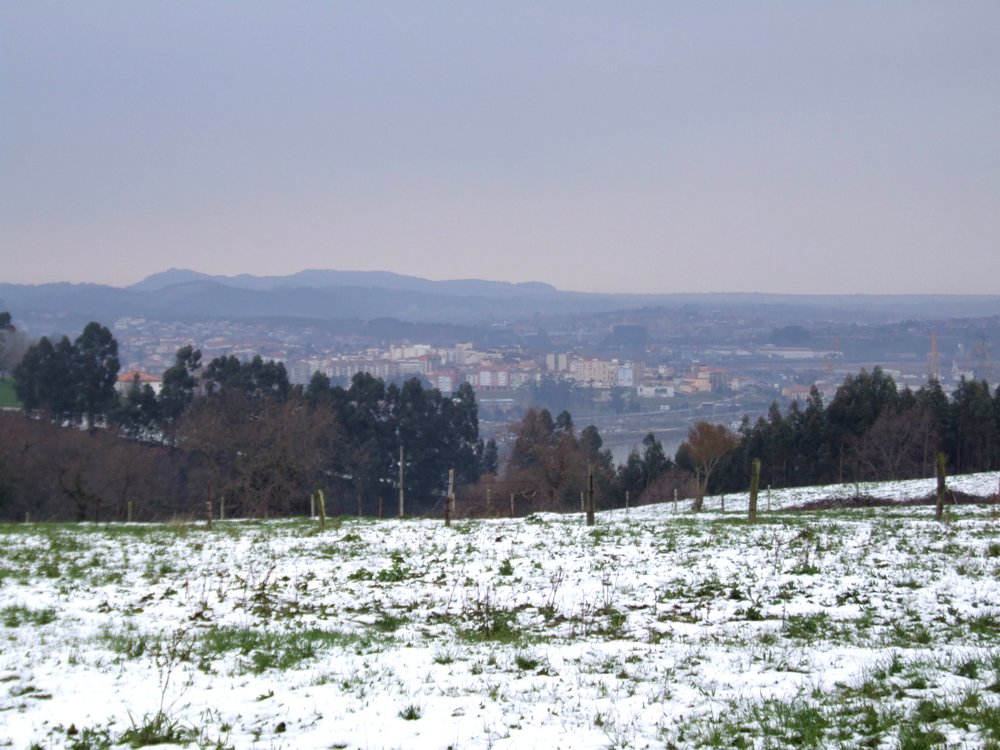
[2,268,1000,331]
[128,268,560,298]
[0,268,620,328]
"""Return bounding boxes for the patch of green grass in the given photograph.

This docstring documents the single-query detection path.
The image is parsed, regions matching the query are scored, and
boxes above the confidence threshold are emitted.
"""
[37,559,61,578]
[887,620,934,647]
[896,719,948,749]
[790,562,822,575]
[199,625,374,674]
[784,612,836,641]
[398,704,422,720]
[90,569,125,586]
[120,711,194,748]
[142,559,178,582]
[459,607,528,645]
[101,624,375,675]
[694,697,831,749]
[373,551,416,582]
[594,605,628,637]
[0,378,20,408]
[954,657,980,680]
[373,611,408,632]
[0,565,25,585]
[432,647,456,665]
[735,605,765,621]
[514,652,541,671]
[683,667,1000,750]
[839,700,902,744]
[851,672,893,701]
[65,724,114,750]
[764,700,830,747]
[967,611,1000,640]
[1,605,57,627]
[100,626,164,660]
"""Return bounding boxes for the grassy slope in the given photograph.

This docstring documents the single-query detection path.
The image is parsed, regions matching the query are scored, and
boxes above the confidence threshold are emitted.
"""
[3,506,1000,748]
[0,378,19,408]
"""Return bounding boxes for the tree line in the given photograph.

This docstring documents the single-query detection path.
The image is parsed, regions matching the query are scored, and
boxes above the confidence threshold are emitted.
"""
[494,367,1000,512]
[497,366,1000,511]
[2,317,493,521]
[671,367,1000,504]
[2,313,998,521]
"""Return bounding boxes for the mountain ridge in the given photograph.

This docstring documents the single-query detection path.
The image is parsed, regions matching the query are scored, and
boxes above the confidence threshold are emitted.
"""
[129,268,560,298]
[2,270,999,331]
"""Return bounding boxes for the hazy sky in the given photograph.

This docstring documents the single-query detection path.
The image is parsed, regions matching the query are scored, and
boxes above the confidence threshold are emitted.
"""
[2,2,998,294]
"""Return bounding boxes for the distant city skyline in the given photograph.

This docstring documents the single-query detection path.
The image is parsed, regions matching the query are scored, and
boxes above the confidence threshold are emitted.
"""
[2,3,999,295]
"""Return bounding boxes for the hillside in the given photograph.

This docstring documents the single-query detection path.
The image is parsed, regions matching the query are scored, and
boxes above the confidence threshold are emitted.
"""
[2,472,999,748]
[3,270,999,328]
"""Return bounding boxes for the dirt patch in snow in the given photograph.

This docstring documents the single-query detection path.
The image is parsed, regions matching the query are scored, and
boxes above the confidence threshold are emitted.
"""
[786,489,998,511]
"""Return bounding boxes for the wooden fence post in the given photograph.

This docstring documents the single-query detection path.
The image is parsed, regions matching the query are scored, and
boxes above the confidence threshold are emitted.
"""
[586,464,596,526]
[445,469,455,527]
[935,452,946,522]
[749,458,761,524]
[318,488,327,530]
[205,500,213,530]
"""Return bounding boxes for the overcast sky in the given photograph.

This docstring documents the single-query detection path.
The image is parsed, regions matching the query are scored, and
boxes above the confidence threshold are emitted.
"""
[2,2,998,294]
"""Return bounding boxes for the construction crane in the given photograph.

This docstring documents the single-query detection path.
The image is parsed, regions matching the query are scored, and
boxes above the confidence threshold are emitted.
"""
[927,334,941,382]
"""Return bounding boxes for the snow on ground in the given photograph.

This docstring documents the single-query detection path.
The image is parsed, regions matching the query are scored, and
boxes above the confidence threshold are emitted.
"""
[683,470,1000,513]
[1,471,999,749]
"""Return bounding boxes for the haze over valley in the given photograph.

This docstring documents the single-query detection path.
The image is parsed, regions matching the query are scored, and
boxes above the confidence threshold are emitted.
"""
[4,267,998,463]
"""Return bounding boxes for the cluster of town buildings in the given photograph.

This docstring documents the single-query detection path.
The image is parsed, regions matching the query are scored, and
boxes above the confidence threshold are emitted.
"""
[110,313,754,401]
[285,345,658,394]
[117,338,666,397]
[112,315,987,411]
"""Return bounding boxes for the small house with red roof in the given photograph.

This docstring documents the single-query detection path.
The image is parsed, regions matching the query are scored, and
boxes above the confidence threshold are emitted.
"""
[116,370,164,396]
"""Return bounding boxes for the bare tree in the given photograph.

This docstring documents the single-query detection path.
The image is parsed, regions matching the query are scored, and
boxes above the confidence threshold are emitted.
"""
[0,412,190,521]
[852,406,929,481]
[641,467,695,507]
[177,391,341,518]
[503,408,594,511]
[677,421,739,510]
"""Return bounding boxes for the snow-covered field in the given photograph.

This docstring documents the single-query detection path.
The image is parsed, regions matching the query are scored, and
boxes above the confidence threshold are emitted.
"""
[2,472,1000,749]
